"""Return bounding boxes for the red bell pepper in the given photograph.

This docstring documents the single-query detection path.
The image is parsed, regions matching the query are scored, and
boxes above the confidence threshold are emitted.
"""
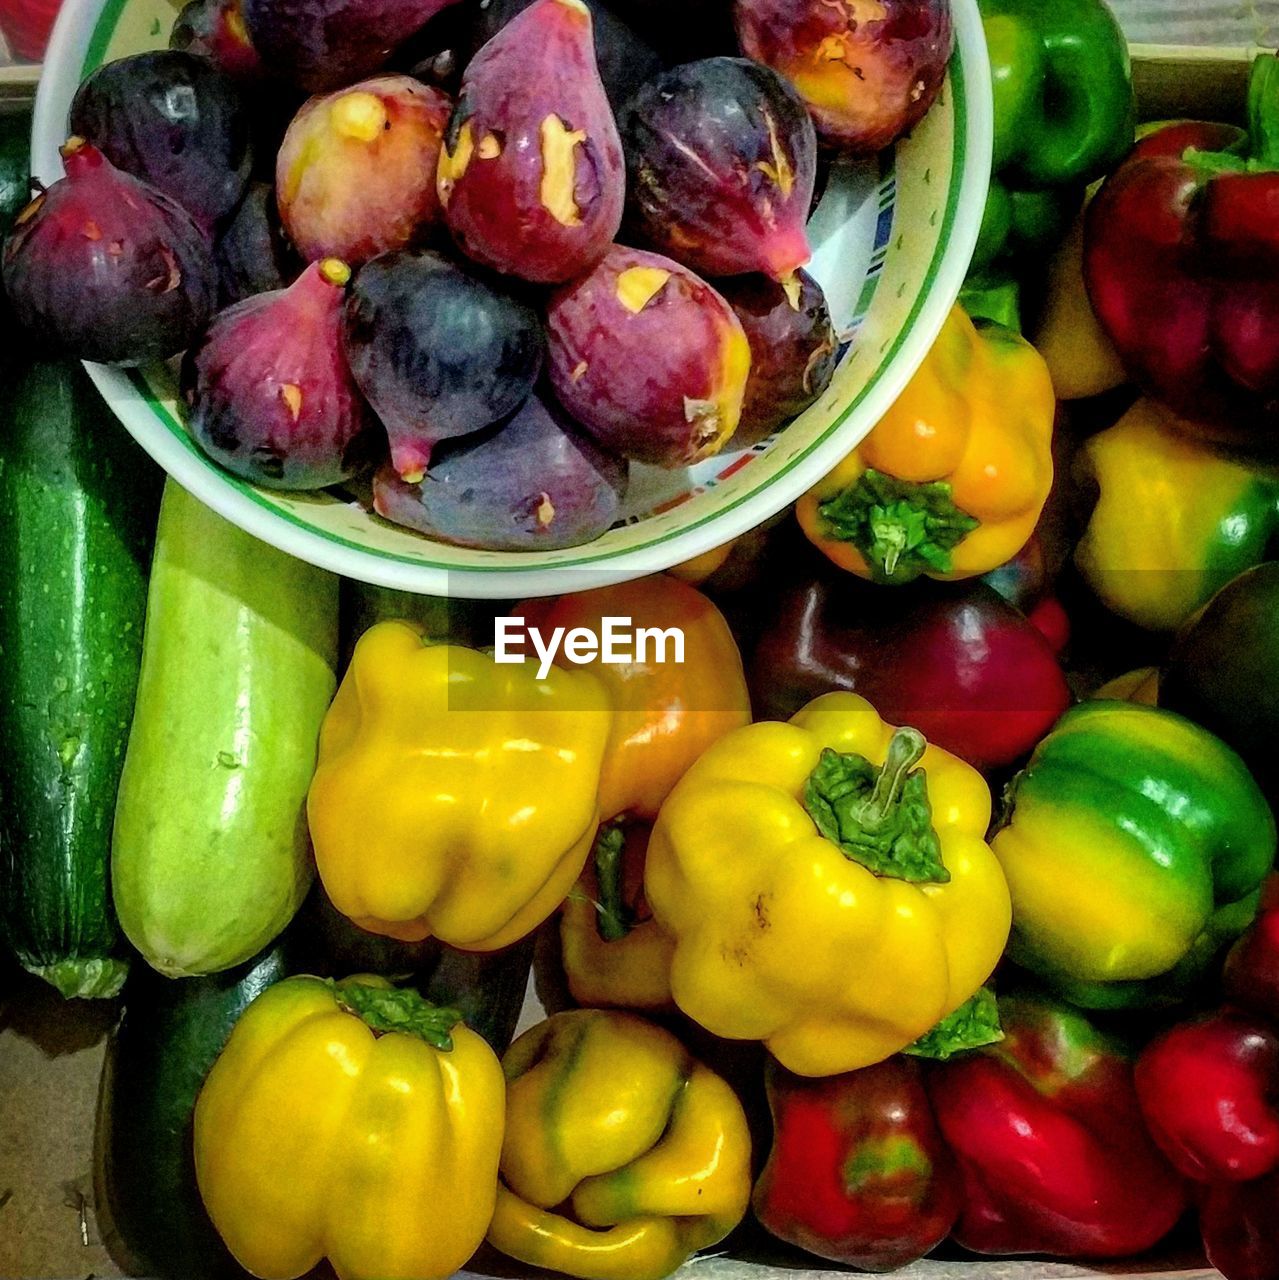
[1201,1169,1279,1280]
[1225,884,1279,1024]
[754,994,1185,1269]
[1084,57,1279,450]
[1135,1010,1279,1184]
[753,1058,962,1273]
[928,994,1188,1257]
[748,574,1071,772]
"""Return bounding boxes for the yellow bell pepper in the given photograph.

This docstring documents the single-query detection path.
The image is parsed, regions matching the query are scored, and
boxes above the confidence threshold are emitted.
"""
[488,1009,752,1280]
[1032,208,1127,401]
[560,822,676,1011]
[797,306,1055,583]
[645,693,1012,1076]
[307,620,612,949]
[193,975,505,1280]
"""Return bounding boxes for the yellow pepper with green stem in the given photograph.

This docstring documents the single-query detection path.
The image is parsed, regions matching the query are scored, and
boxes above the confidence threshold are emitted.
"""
[307,620,612,949]
[797,306,1054,584]
[193,975,505,1280]
[487,1009,752,1280]
[645,693,1011,1076]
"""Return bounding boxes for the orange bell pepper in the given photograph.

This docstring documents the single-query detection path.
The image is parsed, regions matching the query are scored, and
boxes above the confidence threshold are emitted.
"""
[797,306,1055,584]
[518,575,750,822]
[560,821,676,1011]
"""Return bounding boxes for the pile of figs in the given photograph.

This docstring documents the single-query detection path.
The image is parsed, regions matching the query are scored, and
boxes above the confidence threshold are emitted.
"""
[1,0,953,552]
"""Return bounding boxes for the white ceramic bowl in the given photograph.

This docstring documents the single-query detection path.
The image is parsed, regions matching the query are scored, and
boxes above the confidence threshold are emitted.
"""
[34,0,992,598]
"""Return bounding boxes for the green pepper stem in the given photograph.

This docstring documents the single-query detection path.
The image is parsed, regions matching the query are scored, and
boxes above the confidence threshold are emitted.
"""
[858,728,928,833]
[803,735,950,885]
[592,821,633,944]
[1250,53,1279,167]
[818,469,980,585]
[333,978,462,1052]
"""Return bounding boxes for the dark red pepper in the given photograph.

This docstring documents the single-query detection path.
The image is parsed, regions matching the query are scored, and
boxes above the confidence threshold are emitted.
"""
[1201,1169,1279,1280]
[928,994,1188,1258]
[753,1058,962,1273]
[748,575,1071,771]
[1225,886,1279,1025]
[1084,57,1279,450]
[1135,1010,1279,1184]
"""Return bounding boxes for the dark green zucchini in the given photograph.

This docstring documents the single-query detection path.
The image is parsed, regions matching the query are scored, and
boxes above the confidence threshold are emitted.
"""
[0,106,31,233]
[298,886,535,1054]
[0,358,163,998]
[95,942,289,1280]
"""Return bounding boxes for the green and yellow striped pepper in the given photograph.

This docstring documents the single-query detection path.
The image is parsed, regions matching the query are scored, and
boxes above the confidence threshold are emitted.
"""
[1074,400,1279,631]
[994,701,1276,1009]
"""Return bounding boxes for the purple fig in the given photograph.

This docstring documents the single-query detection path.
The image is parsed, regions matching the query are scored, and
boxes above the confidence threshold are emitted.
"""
[277,75,452,265]
[718,269,837,446]
[69,51,253,231]
[242,0,461,92]
[734,0,953,153]
[624,57,816,281]
[437,0,625,283]
[373,394,627,550]
[3,141,216,366]
[216,181,301,306]
[470,0,663,115]
[342,248,544,483]
[171,0,267,82]
[182,258,377,488]
[547,245,751,467]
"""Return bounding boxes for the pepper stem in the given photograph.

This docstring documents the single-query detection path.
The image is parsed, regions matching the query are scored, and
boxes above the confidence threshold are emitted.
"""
[592,821,633,944]
[858,728,927,832]
[803,732,950,884]
[333,978,462,1052]
[904,988,1004,1061]
[818,469,980,584]
[1250,53,1279,167]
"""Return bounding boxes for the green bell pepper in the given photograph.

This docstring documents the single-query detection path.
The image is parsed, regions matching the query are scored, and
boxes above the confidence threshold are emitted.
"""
[972,0,1135,271]
[993,702,1275,1010]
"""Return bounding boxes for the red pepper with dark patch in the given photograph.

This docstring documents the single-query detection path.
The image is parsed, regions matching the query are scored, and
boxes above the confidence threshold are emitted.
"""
[753,1058,962,1273]
[1084,57,1279,451]
[748,574,1070,771]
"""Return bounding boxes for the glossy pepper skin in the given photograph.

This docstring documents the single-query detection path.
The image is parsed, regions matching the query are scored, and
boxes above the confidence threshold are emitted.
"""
[517,575,751,822]
[929,994,1187,1257]
[646,692,1012,1076]
[307,620,612,949]
[194,975,505,1280]
[753,1057,962,1271]
[1075,400,1279,632]
[1162,563,1279,806]
[994,701,1276,1009]
[487,1009,752,1280]
[973,0,1134,271]
[1135,1010,1279,1184]
[1200,1169,1279,1280]
[1085,64,1279,451]
[1225,884,1279,1024]
[749,575,1071,772]
[559,821,676,1011]
[797,307,1054,585]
